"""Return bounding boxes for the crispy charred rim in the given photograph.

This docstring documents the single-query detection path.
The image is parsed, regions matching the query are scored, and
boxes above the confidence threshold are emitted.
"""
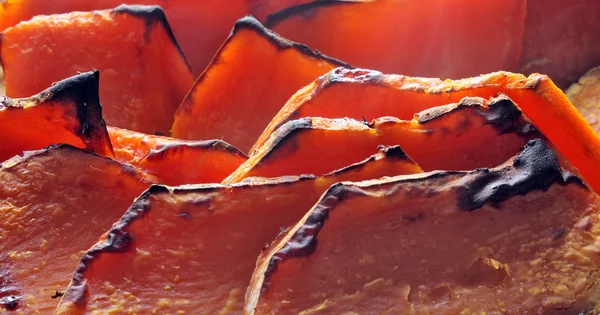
[265,0,353,28]
[259,139,584,292]
[258,117,313,161]
[323,145,416,176]
[145,139,247,161]
[112,4,192,72]
[0,70,114,158]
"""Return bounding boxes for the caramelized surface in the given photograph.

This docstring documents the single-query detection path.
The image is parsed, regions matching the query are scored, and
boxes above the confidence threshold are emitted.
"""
[0,71,113,162]
[171,16,347,153]
[0,146,155,313]
[247,140,600,314]
[55,147,421,314]
[566,66,600,135]
[265,0,525,79]
[1,5,194,134]
[252,68,600,193]
[227,96,537,184]
[109,127,247,186]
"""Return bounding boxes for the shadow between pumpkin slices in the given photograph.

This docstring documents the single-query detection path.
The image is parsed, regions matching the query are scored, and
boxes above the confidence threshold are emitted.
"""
[108,126,247,186]
[54,146,421,314]
[265,0,525,79]
[0,4,194,134]
[0,70,113,162]
[252,68,600,193]
[0,145,156,313]
[227,95,539,184]
[171,16,349,153]
[566,66,600,135]
[245,139,600,314]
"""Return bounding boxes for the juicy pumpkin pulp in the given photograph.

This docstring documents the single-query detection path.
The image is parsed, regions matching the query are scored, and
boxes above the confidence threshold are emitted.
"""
[0,145,156,313]
[226,95,539,184]
[0,4,194,135]
[55,146,421,314]
[246,140,600,314]
[0,71,113,162]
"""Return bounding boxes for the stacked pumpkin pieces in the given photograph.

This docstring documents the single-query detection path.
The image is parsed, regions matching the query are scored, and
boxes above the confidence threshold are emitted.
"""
[1,1,600,314]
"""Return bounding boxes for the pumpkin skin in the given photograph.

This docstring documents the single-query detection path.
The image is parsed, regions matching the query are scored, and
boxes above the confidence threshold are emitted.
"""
[0,70,113,162]
[55,146,421,314]
[108,126,247,186]
[252,68,600,193]
[265,0,526,80]
[171,16,348,154]
[226,95,539,184]
[0,145,156,313]
[246,140,600,314]
[0,5,194,135]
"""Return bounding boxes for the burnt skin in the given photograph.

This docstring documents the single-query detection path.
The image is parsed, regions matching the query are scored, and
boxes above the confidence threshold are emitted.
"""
[265,1,349,28]
[259,117,313,162]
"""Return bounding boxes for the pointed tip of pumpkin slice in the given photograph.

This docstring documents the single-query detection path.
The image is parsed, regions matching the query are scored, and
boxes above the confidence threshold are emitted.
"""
[0,71,114,162]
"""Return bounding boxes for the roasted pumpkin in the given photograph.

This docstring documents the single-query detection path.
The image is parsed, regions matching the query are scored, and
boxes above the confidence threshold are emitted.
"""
[55,146,421,314]
[265,0,526,79]
[0,70,113,162]
[0,145,155,313]
[0,4,194,134]
[246,140,600,314]
[247,0,314,21]
[252,68,600,193]
[171,16,348,153]
[108,126,247,186]
[226,95,538,184]
[566,66,600,135]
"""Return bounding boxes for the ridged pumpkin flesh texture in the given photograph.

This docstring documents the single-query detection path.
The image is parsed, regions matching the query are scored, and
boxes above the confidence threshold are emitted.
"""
[246,140,600,314]
[0,0,247,75]
[225,95,538,184]
[0,145,155,313]
[265,0,525,79]
[0,71,114,162]
[55,146,422,314]
[0,5,194,135]
[566,66,600,135]
[108,126,247,186]
[171,16,348,154]
[253,68,600,193]
[518,0,600,89]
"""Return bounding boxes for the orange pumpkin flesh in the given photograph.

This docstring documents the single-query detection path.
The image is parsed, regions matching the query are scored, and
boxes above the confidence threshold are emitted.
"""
[108,126,247,186]
[0,70,113,162]
[226,95,538,184]
[265,0,526,79]
[253,68,600,193]
[566,66,600,135]
[0,145,155,313]
[171,16,348,153]
[0,5,194,135]
[246,140,600,314]
[247,0,314,21]
[55,147,421,314]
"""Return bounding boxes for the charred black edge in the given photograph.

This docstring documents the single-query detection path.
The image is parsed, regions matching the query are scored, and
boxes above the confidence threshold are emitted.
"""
[145,139,247,161]
[323,145,413,176]
[234,16,350,68]
[1,71,115,157]
[260,140,586,290]
[265,1,355,29]
[112,4,192,72]
[416,97,484,124]
[260,117,313,162]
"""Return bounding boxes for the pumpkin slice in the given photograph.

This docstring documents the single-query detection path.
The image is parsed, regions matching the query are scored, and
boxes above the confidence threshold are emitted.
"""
[171,16,348,153]
[108,126,247,186]
[0,0,247,75]
[253,68,600,193]
[566,66,600,135]
[247,0,315,21]
[55,146,421,314]
[0,145,155,313]
[246,140,600,314]
[265,0,525,79]
[0,70,113,162]
[227,95,538,184]
[519,0,600,89]
[0,5,194,134]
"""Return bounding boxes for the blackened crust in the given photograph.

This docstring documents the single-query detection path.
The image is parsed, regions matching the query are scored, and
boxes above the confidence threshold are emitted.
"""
[112,4,191,72]
[233,16,350,68]
[265,1,352,29]
[260,117,313,162]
